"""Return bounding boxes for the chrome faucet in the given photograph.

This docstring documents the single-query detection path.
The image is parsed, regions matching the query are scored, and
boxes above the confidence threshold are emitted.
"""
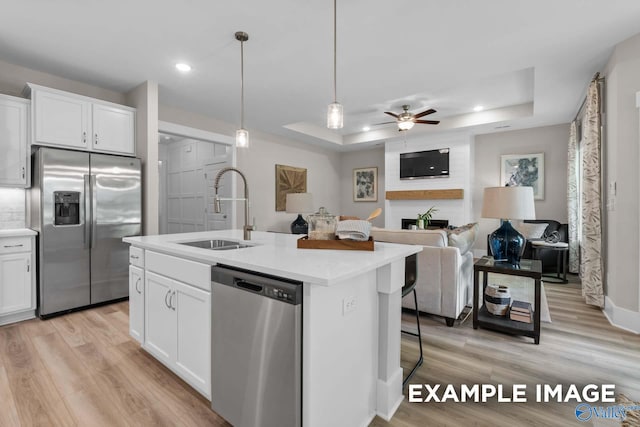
[213,167,254,240]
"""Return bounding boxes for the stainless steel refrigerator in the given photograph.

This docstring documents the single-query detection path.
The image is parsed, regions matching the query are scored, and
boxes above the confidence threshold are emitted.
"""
[30,147,141,317]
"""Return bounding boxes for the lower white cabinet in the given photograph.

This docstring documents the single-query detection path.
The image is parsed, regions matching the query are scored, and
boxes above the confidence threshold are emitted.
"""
[129,265,144,343]
[144,271,211,398]
[0,234,36,325]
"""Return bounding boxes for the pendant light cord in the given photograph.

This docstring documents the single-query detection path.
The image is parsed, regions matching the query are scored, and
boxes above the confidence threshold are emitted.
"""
[333,0,337,103]
[240,39,245,129]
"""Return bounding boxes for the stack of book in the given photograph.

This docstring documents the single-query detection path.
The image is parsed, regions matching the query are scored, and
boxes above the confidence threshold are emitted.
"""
[509,300,533,323]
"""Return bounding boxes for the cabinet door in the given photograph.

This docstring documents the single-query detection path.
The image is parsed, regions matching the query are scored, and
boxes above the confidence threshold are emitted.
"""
[144,272,176,365]
[0,253,32,315]
[33,90,90,149]
[129,265,144,343]
[174,279,211,398]
[0,96,28,186]
[92,104,135,155]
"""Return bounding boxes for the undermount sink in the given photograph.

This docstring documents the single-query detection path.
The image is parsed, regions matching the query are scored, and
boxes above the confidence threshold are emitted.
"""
[179,239,252,250]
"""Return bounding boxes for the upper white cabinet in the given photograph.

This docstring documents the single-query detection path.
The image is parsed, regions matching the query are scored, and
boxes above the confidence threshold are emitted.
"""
[0,94,29,187]
[26,83,135,156]
[93,103,135,154]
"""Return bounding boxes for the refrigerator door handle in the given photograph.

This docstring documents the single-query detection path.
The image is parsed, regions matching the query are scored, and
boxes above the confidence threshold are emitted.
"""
[91,175,97,249]
[84,174,91,249]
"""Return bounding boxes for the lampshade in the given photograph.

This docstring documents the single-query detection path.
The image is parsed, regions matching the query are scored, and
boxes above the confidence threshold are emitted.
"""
[481,186,535,220]
[327,102,343,129]
[398,120,415,131]
[286,193,314,214]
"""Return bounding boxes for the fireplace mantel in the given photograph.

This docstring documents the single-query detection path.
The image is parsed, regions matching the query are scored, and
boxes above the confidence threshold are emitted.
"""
[385,189,464,200]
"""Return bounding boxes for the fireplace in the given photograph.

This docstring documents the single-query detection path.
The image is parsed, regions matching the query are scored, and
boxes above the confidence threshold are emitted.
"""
[402,218,449,230]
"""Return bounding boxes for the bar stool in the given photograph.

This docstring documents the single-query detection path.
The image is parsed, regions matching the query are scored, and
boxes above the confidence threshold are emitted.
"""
[402,253,423,388]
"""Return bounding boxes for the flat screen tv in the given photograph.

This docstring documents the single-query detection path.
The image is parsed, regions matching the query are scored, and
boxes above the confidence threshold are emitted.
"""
[400,148,450,179]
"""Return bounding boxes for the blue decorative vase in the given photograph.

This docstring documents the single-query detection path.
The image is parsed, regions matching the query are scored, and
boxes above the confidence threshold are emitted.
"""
[489,220,525,266]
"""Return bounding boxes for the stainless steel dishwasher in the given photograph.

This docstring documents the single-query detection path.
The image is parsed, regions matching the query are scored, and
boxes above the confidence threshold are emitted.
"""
[211,265,302,427]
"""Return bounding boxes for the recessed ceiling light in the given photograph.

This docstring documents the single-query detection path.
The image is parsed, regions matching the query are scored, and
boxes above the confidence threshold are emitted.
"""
[175,63,192,72]
[163,135,171,140]
[362,126,370,132]
[473,105,484,112]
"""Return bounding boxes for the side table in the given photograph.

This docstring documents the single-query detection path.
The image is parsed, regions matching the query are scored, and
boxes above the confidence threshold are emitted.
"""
[473,257,543,344]
[531,241,569,283]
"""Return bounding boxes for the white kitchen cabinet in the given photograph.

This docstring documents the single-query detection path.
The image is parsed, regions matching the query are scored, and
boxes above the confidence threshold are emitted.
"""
[143,270,211,398]
[173,279,211,396]
[0,94,29,187]
[26,84,135,156]
[129,265,144,343]
[144,271,176,366]
[32,89,91,150]
[92,103,135,154]
[0,233,36,326]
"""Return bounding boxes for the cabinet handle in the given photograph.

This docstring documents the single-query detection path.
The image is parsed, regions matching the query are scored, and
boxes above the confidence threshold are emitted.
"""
[83,131,87,144]
[3,244,23,248]
[135,277,141,294]
[130,255,139,260]
[21,167,25,179]
[165,289,172,309]
[27,260,30,272]
[95,133,98,145]
[169,290,176,311]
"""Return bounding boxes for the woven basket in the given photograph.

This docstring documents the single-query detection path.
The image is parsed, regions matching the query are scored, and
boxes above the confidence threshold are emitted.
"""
[485,284,511,316]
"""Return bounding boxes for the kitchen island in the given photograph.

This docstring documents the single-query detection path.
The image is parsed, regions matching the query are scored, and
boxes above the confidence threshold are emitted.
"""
[124,230,421,427]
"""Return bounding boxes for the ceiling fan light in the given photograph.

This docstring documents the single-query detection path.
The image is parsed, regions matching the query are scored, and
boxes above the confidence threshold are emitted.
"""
[398,120,414,131]
[236,128,249,148]
[327,102,343,129]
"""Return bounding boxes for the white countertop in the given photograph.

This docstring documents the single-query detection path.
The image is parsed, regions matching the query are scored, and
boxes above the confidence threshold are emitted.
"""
[124,230,421,285]
[0,228,37,237]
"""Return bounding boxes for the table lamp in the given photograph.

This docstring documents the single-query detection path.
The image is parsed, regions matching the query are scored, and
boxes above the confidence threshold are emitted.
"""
[481,186,535,266]
[286,193,314,234]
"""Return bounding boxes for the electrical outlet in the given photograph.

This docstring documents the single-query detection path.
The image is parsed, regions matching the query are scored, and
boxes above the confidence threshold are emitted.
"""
[343,296,357,315]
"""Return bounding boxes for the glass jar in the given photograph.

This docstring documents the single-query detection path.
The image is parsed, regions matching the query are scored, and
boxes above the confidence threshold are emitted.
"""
[307,207,337,240]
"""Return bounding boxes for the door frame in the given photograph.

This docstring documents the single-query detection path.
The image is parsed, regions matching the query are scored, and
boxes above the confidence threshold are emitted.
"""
[158,121,237,230]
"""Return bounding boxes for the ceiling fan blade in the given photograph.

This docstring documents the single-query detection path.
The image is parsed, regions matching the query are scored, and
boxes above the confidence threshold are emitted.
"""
[372,121,396,126]
[413,108,436,119]
[415,120,440,125]
[384,111,399,119]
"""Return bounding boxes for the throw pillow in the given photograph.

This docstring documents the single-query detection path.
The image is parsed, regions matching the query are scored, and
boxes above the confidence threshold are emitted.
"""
[447,222,479,255]
[515,222,548,239]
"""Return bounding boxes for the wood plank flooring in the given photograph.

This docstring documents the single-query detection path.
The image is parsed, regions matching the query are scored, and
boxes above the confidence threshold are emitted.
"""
[0,277,637,426]
[373,277,640,427]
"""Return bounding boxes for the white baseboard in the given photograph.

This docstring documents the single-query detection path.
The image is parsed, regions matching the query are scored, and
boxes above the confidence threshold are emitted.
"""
[603,296,640,334]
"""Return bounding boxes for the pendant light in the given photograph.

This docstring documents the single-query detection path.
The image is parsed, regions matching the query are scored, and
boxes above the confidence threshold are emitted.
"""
[235,31,249,148]
[327,0,343,129]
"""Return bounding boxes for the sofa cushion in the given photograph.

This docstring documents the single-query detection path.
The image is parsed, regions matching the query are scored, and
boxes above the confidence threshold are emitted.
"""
[515,222,548,239]
[446,222,479,255]
[371,227,447,247]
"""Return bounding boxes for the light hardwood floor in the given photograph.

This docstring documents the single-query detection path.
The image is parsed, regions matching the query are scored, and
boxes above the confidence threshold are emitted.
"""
[0,278,637,426]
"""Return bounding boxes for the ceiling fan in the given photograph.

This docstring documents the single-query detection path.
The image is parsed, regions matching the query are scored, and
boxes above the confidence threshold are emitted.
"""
[376,104,440,131]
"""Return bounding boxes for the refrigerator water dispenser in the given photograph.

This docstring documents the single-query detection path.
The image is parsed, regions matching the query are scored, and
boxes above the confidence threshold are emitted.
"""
[54,191,80,225]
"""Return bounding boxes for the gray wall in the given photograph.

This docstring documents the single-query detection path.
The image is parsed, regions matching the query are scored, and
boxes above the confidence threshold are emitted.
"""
[603,32,640,313]
[472,124,570,253]
[339,147,385,228]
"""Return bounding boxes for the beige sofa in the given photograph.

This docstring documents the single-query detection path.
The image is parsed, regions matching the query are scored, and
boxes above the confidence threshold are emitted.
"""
[371,227,474,326]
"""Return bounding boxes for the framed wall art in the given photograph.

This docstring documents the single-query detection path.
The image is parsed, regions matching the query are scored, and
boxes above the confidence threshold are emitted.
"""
[275,164,307,211]
[353,167,378,202]
[500,153,545,200]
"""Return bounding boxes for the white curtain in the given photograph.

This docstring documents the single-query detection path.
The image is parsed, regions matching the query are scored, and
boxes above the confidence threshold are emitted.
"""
[567,121,580,274]
[580,78,604,307]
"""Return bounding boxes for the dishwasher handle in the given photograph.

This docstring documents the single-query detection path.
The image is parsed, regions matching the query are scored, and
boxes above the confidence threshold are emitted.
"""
[235,280,263,293]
